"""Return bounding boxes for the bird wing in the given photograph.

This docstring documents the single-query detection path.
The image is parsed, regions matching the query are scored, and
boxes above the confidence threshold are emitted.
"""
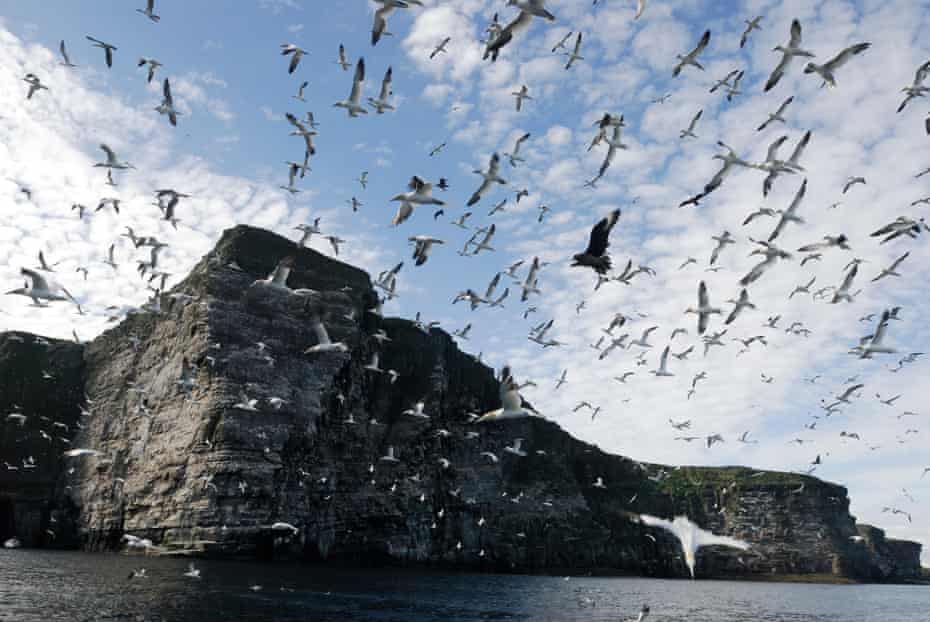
[639,513,675,533]
[485,273,501,298]
[765,135,788,162]
[659,345,670,370]
[776,96,794,115]
[765,52,793,92]
[349,58,365,103]
[839,263,858,292]
[913,59,930,87]
[99,143,116,163]
[787,131,811,167]
[788,18,803,48]
[21,267,51,292]
[572,32,582,54]
[60,40,71,64]
[378,66,392,100]
[824,43,871,71]
[488,152,502,178]
[888,252,910,271]
[689,109,703,131]
[163,78,173,104]
[693,530,750,551]
[698,280,709,308]
[689,30,711,59]
[584,209,620,257]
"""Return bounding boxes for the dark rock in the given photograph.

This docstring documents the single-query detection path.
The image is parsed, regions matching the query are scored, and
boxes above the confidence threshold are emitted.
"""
[0,225,923,581]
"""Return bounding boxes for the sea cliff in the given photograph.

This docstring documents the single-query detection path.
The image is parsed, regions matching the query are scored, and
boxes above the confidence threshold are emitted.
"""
[0,225,922,582]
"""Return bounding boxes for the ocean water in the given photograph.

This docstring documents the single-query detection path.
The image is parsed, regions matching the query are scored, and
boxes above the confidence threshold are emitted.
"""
[0,550,927,622]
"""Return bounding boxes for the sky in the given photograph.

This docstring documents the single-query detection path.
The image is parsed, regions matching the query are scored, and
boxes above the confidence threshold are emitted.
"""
[0,0,929,564]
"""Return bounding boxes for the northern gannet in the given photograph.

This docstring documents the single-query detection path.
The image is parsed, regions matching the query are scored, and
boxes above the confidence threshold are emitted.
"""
[673,30,711,77]
[59,40,77,67]
[467,153,507,206]
[476,366,538,421]
[484,1,556,62]
[563,32,583,70]
[410,235,445,265]
[367,66,394,113]
[504,132,531,167]
[334,58,367,117]
[639,514,749,578]
[95,144,133,170]
[23,73,49,99]
[136,0,160,22]
[137,57,162,83]
[155,78,180,126]
[764,19,814,91]
[740,16,762,48]
[280,43,307,74]
[430,37,451,59]
[724,289,755,325]
[6,269,79,308]
[757,96,793,131]
[804,42,871,88]
[86,36,117,68]
[650,345,674,377]
[512,84,532,111]
[680,109,702,139]
[897,59,930,112]
[686,281,721,335]
[872,252,909,282]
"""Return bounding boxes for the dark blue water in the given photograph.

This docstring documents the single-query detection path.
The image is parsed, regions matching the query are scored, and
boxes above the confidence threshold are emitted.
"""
[0,550,927,621]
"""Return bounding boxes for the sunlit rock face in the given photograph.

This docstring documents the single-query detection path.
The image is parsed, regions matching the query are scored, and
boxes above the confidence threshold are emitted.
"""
[0,225,921,581]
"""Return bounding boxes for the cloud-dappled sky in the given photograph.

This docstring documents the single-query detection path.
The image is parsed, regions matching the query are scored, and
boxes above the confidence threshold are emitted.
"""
[1,0,929,563]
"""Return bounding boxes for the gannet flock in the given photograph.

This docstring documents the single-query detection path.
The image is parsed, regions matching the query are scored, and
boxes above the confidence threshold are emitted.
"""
[2,0,930,588]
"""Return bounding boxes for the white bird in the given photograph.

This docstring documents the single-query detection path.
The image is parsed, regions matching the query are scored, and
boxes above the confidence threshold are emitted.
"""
[304,315,348,354]
[512,85,532,112]
[830,264,859,304]
[371,0,423,46]
[764,20,814,91]
[23,73,49,99]
[504,133,531,167]
[804,42,871,88]
[638,514,749,579]
[563,33,584,70]
[634,0,647,20]
[709,230,734,265]
[234,392,259,412]
[86,36,117,68]
[335,43,351,71]
[5,269,78,308]
[680,109,702,139]
[897,59,930,112]
[430,37,451,59]
[137,57,162,83]
[595,124,629,181]
[467,153,507,207]
[872,253,909,282]
[685,281,721,335]
[856,310,896,359]
[403,401,430,419]
[334,58,367,117]
[504,438,527,457]
[476,366,536,422]
[725,289,755,325]
[593,476,607,489]
[367,66,394,114]
[740,15,762,48]
[673,30,711,77]
[95,144,133,170]
[410,235,445,266]
[280,43,307,74]
[183,563,201,579]
[768,178,807,241]
[155,78,181,127]
[136,0,160,22]
[483,1,555,62]
[364,352,382,373]
[757,96,794,131]
[59,40,77,67]
[650,346,674,378]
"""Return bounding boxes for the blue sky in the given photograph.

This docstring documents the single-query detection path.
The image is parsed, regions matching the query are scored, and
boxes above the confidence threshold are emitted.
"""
[1,0,929,563]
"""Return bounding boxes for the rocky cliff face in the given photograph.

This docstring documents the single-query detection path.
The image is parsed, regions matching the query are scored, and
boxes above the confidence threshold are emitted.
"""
[0,225,922,581]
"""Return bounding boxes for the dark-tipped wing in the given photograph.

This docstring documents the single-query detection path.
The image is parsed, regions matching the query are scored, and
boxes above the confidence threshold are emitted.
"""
[583,209,621,257]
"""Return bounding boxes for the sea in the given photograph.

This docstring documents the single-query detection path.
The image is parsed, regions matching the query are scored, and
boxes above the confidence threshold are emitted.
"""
[0,550,927,622]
